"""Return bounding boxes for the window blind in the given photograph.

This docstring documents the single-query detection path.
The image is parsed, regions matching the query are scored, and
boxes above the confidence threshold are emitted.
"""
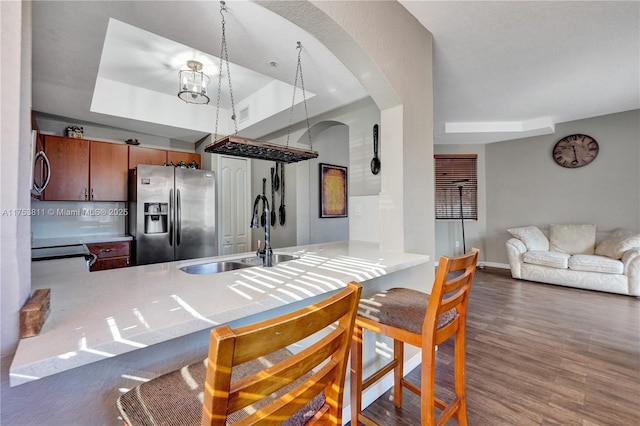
[434,154,478,220]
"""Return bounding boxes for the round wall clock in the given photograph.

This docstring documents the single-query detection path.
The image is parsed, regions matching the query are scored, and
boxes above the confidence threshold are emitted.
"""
[552,134,599,168]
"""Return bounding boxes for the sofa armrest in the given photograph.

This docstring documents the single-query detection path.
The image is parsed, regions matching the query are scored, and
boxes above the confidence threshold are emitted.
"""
[622,248,640,296]
[506,238,527,279]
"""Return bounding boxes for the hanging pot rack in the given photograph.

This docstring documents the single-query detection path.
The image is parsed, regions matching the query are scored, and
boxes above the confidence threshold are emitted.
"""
[206,135,318,163]
[205,2,318,163]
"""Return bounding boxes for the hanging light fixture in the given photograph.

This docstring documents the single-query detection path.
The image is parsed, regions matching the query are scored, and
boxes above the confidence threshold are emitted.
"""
[178,60,210,104]
[205,2,318,163]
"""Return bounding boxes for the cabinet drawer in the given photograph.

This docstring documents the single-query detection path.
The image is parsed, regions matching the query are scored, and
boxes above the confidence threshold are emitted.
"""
[86,242,130,259]
[90,257,130,272]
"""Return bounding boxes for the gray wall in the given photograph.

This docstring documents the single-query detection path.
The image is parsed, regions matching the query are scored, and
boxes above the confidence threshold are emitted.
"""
[308,124,350,243]
[485,109,640,264]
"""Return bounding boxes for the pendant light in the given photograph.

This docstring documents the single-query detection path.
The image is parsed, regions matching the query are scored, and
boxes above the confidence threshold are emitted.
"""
[205,2,318,163]
[177,60,210,104]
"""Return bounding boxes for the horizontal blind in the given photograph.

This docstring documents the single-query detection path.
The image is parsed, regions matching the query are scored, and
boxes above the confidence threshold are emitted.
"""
[434,154,478,220]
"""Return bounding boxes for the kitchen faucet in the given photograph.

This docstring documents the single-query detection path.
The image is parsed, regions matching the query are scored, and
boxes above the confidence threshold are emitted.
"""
[251,195,273,267]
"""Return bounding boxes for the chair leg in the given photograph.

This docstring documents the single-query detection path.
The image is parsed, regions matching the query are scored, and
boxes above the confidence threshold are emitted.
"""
[393,339,404,408]
[454,327,468,426]
[420,345,437,426]
[350,323,364,425]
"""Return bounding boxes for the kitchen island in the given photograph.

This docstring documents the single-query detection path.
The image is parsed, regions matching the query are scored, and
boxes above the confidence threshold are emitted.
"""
[10,240,429,387]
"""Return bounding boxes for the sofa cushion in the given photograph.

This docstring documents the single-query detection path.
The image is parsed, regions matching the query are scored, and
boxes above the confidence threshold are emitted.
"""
[523,250,570,269]
[549,224,596,255]
[595,228,640,260]
[508,226,549,251]
[568,254,624,275]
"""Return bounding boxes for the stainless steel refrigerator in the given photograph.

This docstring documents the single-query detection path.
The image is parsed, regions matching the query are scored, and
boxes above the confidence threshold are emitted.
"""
[129,165,217,265]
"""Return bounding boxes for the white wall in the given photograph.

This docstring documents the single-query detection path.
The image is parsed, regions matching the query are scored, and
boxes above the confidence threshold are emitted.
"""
[1,0,35,416]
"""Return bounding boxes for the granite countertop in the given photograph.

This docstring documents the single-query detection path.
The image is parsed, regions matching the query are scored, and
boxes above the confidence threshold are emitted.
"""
[10,240,429,387]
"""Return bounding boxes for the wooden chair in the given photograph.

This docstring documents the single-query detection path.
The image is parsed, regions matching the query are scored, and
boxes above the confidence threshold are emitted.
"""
[117,281,362,425]
[350,249,479,425]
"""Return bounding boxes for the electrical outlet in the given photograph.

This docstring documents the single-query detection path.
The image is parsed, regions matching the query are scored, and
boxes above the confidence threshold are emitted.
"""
[455,241,460,248]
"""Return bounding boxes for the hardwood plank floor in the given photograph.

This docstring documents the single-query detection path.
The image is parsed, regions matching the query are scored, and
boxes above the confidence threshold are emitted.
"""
[352,267,640,425]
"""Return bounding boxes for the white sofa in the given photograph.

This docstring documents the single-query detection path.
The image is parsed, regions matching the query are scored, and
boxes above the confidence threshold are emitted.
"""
[506,224,640,296]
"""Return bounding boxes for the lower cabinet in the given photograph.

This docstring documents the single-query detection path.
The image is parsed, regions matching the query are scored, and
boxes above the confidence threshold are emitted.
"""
[86,241,131,272]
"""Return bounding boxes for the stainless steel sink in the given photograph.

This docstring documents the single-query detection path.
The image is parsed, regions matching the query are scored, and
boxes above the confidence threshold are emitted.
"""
[179,261,251,275]
[240,254,299,266]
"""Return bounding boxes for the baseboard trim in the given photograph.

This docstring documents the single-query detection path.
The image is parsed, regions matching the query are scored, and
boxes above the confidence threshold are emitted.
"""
[341,351,422,424]
[478,261,510,269]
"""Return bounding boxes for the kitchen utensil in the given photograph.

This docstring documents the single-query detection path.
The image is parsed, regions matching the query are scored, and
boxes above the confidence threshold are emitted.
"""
[261,178,267,227]
[274,162,280,191]
[279,162,286,226]
[270,167,276,226]
[371,124,380,175]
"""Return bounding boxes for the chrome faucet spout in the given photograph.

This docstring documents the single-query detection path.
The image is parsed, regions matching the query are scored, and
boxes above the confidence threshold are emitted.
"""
[250,195,273,267]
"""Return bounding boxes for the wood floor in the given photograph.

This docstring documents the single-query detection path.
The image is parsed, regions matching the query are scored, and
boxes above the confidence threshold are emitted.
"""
[353,267,640,426]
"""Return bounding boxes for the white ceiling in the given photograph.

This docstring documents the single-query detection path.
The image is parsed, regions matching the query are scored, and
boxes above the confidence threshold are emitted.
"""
[32,1,640,145]
[400,0,640,143]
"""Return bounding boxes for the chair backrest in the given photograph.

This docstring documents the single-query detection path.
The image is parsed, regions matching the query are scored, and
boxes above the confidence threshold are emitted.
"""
[423,248,479,345]
[201,281,362,426]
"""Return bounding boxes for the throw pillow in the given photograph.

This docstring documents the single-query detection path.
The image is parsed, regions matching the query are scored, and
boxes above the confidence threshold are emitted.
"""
[508,226,549,251]
[595,228,640,259]
[549,224,597,255]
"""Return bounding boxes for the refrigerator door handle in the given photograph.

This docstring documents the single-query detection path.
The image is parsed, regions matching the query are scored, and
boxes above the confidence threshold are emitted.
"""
[176,189,181,246]
[169,189,174,247]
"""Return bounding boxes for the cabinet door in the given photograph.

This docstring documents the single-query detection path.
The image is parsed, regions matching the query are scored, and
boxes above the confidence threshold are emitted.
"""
[43,135,89,201]
[129,146,167,169]
[90,141,128,201]
[167,151,201,168]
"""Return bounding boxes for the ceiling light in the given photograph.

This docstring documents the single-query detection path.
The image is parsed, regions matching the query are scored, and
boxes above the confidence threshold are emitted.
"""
[178,60,210,104]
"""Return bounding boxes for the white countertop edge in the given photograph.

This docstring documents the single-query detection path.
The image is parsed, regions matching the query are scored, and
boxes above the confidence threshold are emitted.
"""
[10,241,429,386]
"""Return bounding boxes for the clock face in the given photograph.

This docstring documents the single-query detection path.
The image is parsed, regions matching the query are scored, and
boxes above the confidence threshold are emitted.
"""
[552,134,599,168]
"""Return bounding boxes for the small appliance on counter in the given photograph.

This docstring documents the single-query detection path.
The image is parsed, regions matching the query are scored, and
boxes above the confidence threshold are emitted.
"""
[128,165,217,265]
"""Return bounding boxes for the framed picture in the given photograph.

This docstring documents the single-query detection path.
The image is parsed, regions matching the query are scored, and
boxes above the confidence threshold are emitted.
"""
[319,163,348,218]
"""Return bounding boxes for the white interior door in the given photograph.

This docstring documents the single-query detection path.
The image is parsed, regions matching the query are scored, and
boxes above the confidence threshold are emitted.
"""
[218,156,250,255]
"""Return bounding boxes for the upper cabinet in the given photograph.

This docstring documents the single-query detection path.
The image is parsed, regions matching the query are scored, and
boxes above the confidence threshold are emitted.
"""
[90,141,128,201]
[129,146,167,169]
[43,135,128,201]
[41,136,201,201]
[42,135,90,201]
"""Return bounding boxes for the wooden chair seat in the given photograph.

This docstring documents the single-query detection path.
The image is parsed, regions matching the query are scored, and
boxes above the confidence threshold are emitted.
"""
[358,287,457,334]
[117,348,325,425]
[117,281,362,425]
[350,249,479,426]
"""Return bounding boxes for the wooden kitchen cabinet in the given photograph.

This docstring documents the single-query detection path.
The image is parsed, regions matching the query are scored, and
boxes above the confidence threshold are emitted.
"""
[167,150,201,168]
[129,145,167,169]
[90,141,128,201]
[86,241,130,272]
[42,135,90,201]
[43,136,128,201]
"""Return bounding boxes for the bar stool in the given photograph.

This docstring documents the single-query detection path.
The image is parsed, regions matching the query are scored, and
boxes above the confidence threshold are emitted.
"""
[117,281,362,425]
[350,249,479,425]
